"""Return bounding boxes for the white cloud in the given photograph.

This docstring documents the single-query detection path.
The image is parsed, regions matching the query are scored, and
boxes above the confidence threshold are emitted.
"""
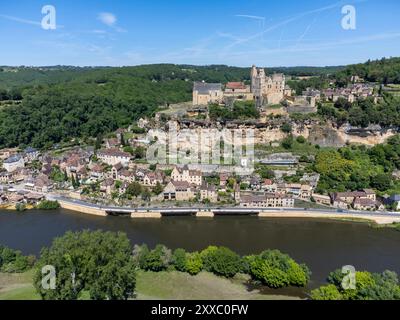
[97,12,126,33]
[98,12,117,27]
[0,14,41,26]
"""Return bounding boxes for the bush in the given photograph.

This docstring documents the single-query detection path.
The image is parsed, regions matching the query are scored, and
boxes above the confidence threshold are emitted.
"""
[185,252,203,275]
[0,245,35,273]
[281,123,292,133]
[200,246,242,278]
[36,200,60,210]
[132,244,150,269]
[281,136,294,150]
[141,245,172,272]
[200,246,218,270]
[296,136,306,144]
[311,284,343,300]
[172,248,187,272]
[247,250,310,288]
[15,203,26,212]
[312,269,400,300]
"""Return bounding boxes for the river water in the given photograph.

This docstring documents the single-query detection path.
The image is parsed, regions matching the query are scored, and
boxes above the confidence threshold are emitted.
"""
[1,209,400,295]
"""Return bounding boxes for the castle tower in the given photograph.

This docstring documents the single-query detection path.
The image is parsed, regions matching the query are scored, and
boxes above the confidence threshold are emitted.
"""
[251,65,258,88]
[251,65,265,108]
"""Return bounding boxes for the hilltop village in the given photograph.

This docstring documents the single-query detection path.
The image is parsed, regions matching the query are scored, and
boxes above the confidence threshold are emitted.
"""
[0,65,398,213]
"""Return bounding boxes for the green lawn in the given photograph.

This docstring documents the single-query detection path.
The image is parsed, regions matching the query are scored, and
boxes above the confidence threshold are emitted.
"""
[135,271,298,300]
[0,270,299,300]
[0,270,40,300]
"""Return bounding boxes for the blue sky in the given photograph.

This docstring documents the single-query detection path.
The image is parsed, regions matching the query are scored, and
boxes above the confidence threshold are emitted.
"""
[0,0,399,67]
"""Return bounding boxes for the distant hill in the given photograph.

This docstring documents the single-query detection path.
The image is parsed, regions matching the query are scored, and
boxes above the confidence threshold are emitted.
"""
[0,64,345,91]
[0,58,397,149]
[336,57,400,84]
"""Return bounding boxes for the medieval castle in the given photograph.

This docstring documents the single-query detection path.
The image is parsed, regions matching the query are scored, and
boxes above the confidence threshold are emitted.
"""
[192,65,286,107]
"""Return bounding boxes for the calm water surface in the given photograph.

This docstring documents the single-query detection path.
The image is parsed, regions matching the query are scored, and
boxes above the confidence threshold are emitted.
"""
[1,209,400,294]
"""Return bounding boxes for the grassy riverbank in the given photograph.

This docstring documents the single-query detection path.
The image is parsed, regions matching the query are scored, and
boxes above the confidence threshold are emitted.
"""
[135,271,298,300]
[0,270,299,300]
[0,270,39,300]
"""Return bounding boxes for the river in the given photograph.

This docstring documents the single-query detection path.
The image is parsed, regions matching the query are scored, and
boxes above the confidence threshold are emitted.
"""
[1,208,400,295]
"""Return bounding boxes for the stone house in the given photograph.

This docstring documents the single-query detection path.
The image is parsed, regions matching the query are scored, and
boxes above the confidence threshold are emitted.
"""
[143,171,164,187]
[192,82,223,106]
[240,193,294,208]
[200,183,218,203]
[163,181,194,201]
[97,149,131,167]
[33,174,53,193]
[312,193,332,206]
[171,165,202,186]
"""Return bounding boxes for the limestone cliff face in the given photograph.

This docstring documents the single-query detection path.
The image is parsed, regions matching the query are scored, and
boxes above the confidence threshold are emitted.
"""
[255,122,397,147]
[153,120,397,148]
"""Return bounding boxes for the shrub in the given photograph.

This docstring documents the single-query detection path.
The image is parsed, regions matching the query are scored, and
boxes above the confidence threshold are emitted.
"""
[15,203,26,212]
[185,252,203,275]
[141,245,172,272]
[313,269,400,300]
[311,284,343,300]
[36,200,60,210]
[281,136,293,150]
[172,248,187,272]
[200,246,242,278]
[247,250,310,288]
[200,246,218,271]
[281,123,292,133]
[0,245,35,273]
[249,256,289,288]
[132,244,150,269]
[296,135,306,144]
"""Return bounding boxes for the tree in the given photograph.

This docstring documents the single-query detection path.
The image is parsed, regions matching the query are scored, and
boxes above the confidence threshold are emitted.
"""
[126,182,142,198]
[120,133,126,147]
[371,173,392,192]
[153,182,164,195]
[95,134,103,151]
[141,188,151,202]
[33,230,136,300]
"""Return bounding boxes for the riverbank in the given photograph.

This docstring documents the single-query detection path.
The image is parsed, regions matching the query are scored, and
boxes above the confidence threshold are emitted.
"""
[0,270,299,300]
[0,204,35,211]
[258,210,400,225]
[52,197,400,226]
[2,210,400,287]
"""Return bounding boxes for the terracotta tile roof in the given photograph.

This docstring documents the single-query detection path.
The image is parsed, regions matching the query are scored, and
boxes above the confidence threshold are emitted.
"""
[226,82,247,90]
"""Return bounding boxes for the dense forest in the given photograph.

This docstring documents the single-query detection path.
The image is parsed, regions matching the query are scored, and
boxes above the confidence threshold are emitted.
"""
[314,135,400,195]
[0,58,398,148]
[0,64,345,91]
[318,94,400,128]
[336,57,400,85]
